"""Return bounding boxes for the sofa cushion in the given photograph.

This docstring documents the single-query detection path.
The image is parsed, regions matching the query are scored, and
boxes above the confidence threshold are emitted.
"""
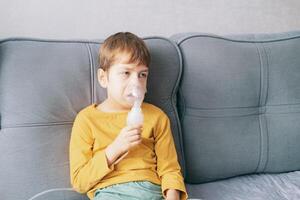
[172,31,300,184]
[186,170,300,200]
[0,37,183,200]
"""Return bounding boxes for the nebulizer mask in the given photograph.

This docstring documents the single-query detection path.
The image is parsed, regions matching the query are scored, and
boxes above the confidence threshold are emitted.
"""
[126,84,146,126]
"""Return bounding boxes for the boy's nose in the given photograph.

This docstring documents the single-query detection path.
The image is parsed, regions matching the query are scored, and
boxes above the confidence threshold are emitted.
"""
[129,73,140,85]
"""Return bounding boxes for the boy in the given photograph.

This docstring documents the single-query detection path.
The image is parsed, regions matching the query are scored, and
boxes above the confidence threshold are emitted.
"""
[69,32,188,200]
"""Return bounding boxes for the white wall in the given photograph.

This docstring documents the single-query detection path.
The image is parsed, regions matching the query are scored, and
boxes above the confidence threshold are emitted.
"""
[1,0,300,40]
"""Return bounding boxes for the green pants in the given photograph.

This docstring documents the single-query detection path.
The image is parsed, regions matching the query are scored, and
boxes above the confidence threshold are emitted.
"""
[94,181,164,200]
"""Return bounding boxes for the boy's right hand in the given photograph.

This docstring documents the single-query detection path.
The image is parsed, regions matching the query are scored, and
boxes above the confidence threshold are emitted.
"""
[105,125,143,166]
[113,124,143,153]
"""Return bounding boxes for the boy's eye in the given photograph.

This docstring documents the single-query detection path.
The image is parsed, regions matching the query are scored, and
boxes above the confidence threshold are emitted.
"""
[122,71,130,76]
[139,72,148,78]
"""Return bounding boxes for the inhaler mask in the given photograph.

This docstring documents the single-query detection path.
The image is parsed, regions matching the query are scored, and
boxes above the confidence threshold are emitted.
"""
[126,85,146,107]
[126,85,146,126]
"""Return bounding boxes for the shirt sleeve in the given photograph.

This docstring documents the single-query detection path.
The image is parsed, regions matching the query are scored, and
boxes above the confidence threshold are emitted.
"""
[154,112,188,200]
[69,113,114,193]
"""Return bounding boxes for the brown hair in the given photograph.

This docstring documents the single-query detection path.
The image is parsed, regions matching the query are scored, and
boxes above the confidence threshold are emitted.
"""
[99,32,151,71]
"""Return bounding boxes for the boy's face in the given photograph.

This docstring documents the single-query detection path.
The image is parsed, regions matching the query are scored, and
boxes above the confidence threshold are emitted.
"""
[98,54,149,111]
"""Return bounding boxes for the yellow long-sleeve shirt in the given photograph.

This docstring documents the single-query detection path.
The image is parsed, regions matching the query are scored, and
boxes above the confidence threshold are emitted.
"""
[69,102,188,200]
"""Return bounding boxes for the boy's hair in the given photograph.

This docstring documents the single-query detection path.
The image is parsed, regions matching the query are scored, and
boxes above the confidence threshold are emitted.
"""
[99,32,151,71]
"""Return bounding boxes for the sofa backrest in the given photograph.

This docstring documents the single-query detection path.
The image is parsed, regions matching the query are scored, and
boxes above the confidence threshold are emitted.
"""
[172,31,300,184]
[1,31,300,199]
[0,37,184,200]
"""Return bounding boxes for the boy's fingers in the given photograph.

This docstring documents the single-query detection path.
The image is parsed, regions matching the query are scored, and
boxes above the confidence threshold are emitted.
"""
[130,139,142,147]
[122,126,141,134]
[127,129,142,136]
[127,124,143,130]
[128,134,141,142]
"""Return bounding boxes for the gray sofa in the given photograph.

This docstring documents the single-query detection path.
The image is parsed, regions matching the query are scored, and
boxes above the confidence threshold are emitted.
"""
[1,31,300,200]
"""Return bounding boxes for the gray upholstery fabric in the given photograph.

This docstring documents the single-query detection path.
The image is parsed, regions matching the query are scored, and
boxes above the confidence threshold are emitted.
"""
[1,31,300,200]
[0,38,183,200]
[172,32,300,186]
[0,39,91,200]
[186,170,300,200]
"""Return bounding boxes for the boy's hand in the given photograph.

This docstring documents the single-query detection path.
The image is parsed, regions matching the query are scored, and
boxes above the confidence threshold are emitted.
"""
[113,124,143,153]
[105,125,142,166]
[165,189,180,200]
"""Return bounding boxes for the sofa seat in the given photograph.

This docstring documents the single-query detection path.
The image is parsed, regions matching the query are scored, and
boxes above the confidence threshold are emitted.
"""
[187,171,300,200]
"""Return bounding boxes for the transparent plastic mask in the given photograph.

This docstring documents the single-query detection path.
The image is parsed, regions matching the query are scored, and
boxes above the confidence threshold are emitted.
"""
[126,85,146,126]
[126,85,146,107]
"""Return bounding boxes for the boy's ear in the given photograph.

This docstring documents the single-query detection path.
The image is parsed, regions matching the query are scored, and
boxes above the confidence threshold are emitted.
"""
[97,68,108,88]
